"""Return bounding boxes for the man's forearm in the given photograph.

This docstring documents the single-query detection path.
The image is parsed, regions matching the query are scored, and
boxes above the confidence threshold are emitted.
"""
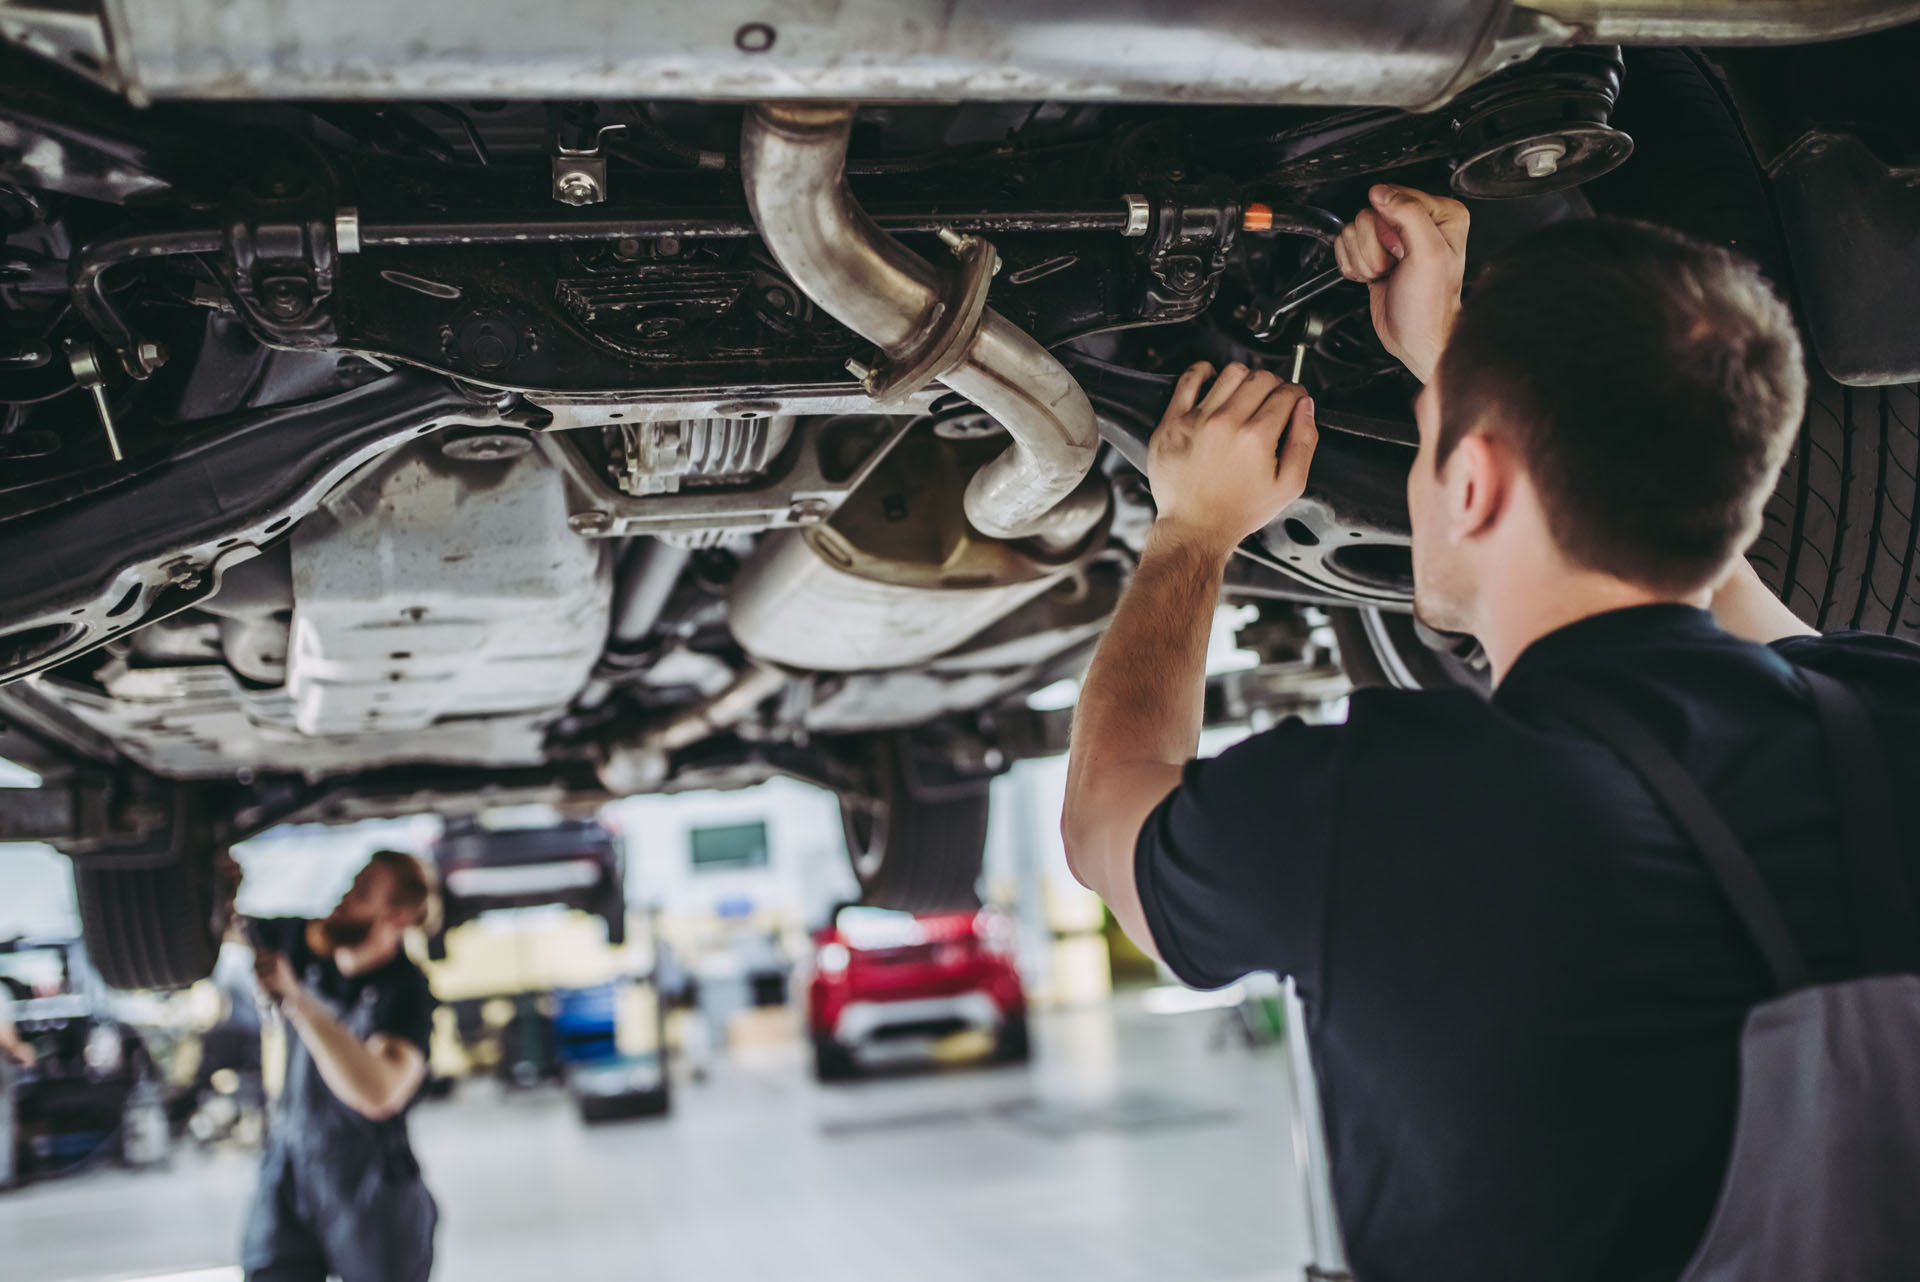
[282,988,413,1120]
[1067,523,1228,805]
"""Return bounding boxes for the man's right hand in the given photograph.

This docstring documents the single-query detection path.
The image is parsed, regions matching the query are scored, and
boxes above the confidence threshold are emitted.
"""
[1334,184,1469,384]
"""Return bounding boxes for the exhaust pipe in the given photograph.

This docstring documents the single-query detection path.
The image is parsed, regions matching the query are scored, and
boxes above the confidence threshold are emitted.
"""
[598,662,788,794]
[741,103,1101,542]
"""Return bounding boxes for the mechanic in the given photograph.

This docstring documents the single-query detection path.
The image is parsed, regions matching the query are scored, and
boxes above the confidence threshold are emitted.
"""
[243,849,440,1282]
[1062,185,1919,1281]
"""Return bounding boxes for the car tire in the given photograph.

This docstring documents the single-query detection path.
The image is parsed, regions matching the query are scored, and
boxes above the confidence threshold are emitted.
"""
[74,792,229,991]
[1594,48,1920,642]
[838,734,988,914]
[995,1010,1033,1065]
[812,1035,859,1083]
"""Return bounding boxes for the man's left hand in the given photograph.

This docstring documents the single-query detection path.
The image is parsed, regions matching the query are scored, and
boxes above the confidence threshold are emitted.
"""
[1147,362,1318,557]
[253,949,299,1004]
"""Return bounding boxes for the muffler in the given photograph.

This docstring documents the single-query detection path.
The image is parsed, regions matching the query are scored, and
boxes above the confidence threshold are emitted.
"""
[741,102,1101,543]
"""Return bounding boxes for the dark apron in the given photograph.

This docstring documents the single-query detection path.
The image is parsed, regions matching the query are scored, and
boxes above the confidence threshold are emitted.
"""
[242,959,438,1282]
[1552,668,1920,1280]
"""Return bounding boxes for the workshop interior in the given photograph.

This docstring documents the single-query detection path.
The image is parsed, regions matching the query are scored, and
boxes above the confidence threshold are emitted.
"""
[1,2,1917,1279]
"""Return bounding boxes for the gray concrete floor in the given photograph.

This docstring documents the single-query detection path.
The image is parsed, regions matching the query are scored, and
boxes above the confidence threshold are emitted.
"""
[1,999,1312,1282]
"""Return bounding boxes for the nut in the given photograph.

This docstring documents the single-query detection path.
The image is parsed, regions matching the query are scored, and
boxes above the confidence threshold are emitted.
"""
[1513,139,1567,180]
[555,171,602,206]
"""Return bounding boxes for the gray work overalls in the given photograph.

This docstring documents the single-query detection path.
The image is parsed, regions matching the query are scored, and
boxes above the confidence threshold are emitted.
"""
[241,956,438,1282]
[1555,668,1920,1280]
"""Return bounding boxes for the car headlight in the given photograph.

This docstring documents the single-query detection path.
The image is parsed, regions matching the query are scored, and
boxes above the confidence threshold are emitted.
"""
[83,1024,124,1076]
[816,942,850,976]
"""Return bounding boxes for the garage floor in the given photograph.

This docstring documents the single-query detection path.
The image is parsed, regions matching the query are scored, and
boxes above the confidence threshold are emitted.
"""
[2,999,1313,1282]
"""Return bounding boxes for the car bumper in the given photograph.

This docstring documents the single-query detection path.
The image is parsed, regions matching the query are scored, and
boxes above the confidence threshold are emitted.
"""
[831,991,1004,1059]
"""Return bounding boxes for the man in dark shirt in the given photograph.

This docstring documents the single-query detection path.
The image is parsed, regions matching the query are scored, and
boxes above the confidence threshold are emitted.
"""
[243,849,439,1282]
[1061,186,1919,1282]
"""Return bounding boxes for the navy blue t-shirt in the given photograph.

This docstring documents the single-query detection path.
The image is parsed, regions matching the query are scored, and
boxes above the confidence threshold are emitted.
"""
[1135,606,1920,1282]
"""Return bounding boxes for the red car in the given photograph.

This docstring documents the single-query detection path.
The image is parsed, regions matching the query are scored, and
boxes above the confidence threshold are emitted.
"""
[807,906,1029,1082]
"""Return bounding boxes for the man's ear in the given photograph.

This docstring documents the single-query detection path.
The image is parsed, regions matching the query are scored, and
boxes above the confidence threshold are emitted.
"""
[1447,431,1509,542]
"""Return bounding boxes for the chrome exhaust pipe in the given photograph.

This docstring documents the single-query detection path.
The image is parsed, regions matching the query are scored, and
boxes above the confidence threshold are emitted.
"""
[741,103,1100,542]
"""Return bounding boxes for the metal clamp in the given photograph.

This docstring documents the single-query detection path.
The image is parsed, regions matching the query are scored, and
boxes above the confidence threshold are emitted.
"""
[221,177,341,349]
[845,228,999,407]
[553,124,629,206]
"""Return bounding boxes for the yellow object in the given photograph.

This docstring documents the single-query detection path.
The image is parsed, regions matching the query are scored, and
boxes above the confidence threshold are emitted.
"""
[425,908,639,1001]
[614,982,658,1057]
[1049,934,1114,1007]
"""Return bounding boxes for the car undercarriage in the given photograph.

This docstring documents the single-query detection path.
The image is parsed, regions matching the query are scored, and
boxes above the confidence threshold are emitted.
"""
[3,2,1918,988]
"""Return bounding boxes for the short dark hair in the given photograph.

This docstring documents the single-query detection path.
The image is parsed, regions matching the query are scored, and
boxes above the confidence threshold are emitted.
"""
[1436,218,1806,593]
[366,849,433,927]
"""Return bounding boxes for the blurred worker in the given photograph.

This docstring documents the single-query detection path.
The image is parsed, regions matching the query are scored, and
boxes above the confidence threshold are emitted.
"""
[1063,188,1918,1280]
[243,850,439,1281]
[0,974,35,1189]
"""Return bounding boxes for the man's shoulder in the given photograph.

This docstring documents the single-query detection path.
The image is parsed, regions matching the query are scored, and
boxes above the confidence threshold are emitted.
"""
[1774,630,1920,705]
[381,951,435,1002]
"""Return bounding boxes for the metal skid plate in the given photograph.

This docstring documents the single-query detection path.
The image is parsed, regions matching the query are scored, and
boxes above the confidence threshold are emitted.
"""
[0,376,505,686]
[31,663,557,779]
[96,0,1524,107]
[285,440,610,739]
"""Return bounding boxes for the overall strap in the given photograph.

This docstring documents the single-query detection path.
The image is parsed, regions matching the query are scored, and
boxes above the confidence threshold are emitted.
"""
[1797,668,1920,975]
[1547,684,1812,994]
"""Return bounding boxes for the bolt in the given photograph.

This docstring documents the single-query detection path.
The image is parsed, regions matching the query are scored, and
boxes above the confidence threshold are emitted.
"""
[788,497,831,522]
[135,341,167,371]
[1514,139,1567,180]
[845,357,874,385]
[568,510,613,535]
[161,559,204,590]
[616,237,642,258]
[936,227,968,251]
[556,171,601,206]
[656,236,681,257]
[262,277,311,319]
